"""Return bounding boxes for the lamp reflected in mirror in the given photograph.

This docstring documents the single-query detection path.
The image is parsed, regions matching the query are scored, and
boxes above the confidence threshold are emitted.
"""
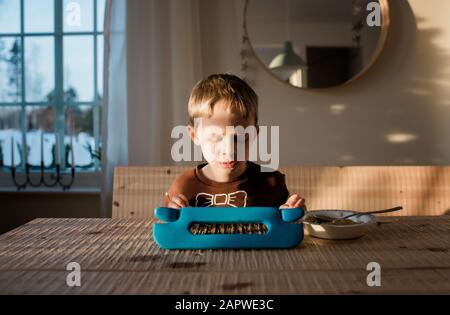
[269,41,306,87]
[267,0,306,87]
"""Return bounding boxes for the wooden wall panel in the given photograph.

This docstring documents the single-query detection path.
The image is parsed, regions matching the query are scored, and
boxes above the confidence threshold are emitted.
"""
[113,166,450,218]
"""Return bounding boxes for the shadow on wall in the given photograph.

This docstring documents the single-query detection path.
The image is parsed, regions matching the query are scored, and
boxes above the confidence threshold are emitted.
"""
[385,2,450,166]
[338,0,450,165]
[253,0,450,166]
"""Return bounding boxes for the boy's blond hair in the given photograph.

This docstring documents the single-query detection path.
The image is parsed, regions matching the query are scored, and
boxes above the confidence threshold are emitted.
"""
[188,73,258,126]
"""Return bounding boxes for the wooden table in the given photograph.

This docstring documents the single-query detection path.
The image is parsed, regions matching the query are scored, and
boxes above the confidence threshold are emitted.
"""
[0,216,449,294]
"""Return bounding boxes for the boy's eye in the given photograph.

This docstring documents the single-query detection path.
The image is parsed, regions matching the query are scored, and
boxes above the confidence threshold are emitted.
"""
[206,134,249,143]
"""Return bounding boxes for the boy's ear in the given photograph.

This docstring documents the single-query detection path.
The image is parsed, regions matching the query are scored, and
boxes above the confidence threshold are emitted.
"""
[187,125,201,145]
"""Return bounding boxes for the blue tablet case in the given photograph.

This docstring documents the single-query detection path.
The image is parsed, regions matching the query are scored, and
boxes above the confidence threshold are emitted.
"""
[153,206,304,249]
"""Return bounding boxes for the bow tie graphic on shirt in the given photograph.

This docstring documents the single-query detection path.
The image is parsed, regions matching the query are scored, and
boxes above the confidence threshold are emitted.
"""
[195,190,248,207]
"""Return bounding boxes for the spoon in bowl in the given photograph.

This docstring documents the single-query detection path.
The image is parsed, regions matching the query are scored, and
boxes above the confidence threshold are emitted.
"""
[340,206,403,220]
[306,206,403,224]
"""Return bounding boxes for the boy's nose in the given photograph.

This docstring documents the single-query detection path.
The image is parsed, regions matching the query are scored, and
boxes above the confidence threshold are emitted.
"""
[221,135,235,159]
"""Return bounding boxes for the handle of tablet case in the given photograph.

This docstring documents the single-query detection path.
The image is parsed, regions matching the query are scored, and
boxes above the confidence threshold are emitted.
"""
[154,207,179,222]
[281,207,304,222]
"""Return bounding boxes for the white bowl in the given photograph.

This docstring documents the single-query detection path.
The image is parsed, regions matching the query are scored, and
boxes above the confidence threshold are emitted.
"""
[303,210,378,240]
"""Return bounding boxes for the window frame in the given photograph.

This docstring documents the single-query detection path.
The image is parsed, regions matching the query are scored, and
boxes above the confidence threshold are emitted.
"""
[0,0,104,191]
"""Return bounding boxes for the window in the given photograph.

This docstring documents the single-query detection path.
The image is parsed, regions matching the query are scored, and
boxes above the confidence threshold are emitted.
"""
[0,0,105,172]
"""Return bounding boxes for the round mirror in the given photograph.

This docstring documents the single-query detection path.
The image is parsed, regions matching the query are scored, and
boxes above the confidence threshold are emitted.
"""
[244,0,390,89]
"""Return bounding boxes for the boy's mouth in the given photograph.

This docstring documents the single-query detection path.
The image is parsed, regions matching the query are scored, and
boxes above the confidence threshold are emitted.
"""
[218,161,239,169]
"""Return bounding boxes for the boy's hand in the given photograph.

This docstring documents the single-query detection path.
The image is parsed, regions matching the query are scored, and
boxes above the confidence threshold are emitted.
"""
[280,194,307,210]
[165,192,189,209]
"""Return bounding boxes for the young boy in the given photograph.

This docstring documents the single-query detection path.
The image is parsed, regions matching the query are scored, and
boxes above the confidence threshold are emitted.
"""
[164,73,306,211]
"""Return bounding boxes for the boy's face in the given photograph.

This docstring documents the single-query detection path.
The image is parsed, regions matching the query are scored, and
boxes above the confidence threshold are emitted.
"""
[188,99,258,172]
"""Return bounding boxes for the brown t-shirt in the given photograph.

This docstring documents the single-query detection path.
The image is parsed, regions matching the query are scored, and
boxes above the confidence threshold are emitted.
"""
[164,161,290,208]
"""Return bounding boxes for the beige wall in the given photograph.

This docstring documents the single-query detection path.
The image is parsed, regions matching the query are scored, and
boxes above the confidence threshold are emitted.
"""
[199,0,450,166]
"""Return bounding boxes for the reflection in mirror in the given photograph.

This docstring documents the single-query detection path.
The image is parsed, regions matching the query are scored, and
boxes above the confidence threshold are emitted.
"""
[245,0,389,88]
